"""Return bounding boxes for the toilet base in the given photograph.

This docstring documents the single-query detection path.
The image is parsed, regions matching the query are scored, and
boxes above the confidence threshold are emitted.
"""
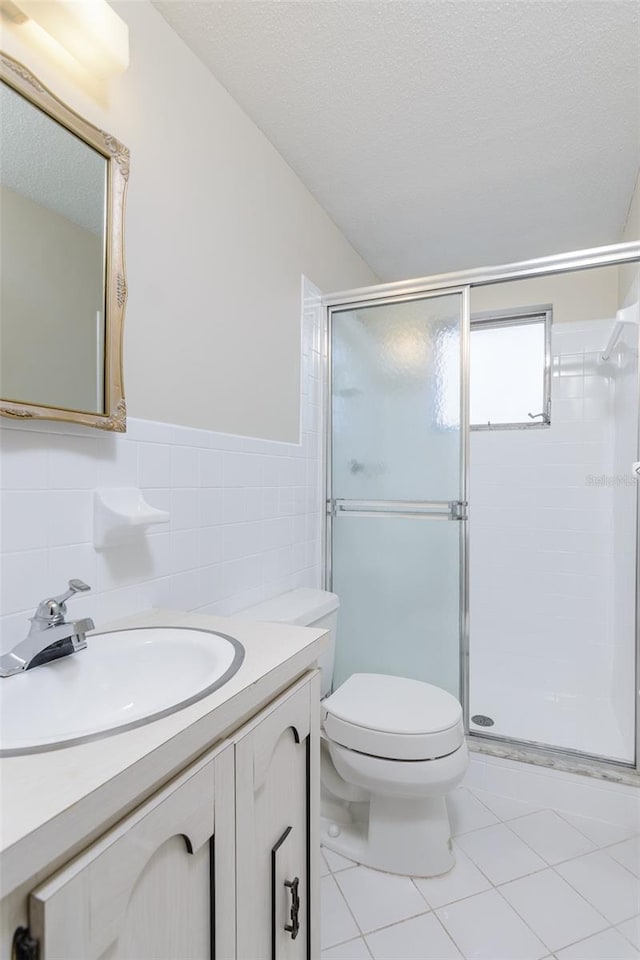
[321,739,469,877]
[321,792,455,878]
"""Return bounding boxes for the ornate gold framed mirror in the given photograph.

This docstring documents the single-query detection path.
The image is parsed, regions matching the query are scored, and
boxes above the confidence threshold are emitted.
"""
[0,52,128,432]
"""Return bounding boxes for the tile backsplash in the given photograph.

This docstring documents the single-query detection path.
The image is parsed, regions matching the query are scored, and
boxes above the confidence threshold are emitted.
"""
[0,279,324,650]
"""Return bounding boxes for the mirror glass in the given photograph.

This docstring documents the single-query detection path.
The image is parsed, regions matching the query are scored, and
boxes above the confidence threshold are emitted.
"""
[0,81,108,414]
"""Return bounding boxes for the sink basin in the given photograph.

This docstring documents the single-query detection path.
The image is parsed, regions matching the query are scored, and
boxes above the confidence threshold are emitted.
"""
[0,626,244,756]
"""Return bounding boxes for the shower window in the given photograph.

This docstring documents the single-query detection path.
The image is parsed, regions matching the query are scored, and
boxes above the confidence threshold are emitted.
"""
[470,306,552,429]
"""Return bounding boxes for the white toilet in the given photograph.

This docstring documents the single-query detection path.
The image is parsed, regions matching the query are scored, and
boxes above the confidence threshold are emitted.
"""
[240,587,469,878]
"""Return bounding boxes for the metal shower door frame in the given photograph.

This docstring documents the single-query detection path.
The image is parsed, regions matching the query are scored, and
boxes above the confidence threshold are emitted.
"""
[322,241,640,783]
[323,285,471,723]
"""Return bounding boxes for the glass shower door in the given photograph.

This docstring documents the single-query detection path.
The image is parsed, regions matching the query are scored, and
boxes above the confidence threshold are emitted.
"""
[328,290,469,699]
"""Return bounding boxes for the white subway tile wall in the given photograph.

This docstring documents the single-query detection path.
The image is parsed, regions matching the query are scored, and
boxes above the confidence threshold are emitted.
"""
[0,279,324,650]
[611,304,640,763]
[469,317,637,762]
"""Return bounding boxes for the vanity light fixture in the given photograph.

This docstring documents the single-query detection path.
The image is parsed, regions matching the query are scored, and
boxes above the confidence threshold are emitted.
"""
[4,0,129,78]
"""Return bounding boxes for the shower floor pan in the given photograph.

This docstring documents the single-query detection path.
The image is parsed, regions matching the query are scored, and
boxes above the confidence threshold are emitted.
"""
[470,675,633,765]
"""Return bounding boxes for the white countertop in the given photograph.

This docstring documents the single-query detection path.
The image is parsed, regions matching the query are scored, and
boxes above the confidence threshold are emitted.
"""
[0,608,328,899]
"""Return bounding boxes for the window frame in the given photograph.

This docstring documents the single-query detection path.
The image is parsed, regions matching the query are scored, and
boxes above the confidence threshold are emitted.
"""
[470,303,553,431]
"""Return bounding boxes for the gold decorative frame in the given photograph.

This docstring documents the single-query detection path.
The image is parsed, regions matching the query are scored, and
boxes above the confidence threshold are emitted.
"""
[0,52,128,432]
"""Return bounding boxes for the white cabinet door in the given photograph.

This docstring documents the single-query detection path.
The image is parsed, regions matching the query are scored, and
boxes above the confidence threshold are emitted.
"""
[28,742,235,960]
[235,672,320,960]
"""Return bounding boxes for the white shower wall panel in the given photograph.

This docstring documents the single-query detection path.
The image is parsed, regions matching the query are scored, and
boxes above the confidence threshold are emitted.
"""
[469,317,634,761]
[611,295,639,751]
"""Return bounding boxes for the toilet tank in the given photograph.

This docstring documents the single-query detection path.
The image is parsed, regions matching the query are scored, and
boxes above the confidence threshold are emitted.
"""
[239,588,339,696]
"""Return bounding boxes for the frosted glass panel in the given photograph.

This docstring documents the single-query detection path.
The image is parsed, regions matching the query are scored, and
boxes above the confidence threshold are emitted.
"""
[332,296,462,501]
[470,321,545,426]
[332,517,461,697]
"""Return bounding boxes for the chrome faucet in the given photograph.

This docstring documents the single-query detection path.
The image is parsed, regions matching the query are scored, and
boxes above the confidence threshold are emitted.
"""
[0,580,95,677]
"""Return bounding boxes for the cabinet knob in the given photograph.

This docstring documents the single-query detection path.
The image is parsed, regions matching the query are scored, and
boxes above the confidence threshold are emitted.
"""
[284,876,300,939]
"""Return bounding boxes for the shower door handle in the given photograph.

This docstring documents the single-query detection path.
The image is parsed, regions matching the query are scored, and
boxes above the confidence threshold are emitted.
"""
[632,462,640,478]
[330,499,467,520]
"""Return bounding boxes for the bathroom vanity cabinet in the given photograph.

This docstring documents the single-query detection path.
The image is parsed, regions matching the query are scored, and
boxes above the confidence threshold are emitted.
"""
[21,673,319,960]
[0,611,326,960]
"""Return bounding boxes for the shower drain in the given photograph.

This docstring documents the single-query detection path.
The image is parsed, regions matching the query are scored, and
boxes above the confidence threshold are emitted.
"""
[471,714,495,727]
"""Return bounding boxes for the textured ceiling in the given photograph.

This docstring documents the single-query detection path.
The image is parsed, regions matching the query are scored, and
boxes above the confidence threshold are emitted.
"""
[0,82,105,237]
[154,0,640,281]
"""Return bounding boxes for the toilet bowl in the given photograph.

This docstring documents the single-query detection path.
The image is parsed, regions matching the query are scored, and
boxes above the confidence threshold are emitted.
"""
[239,588,469,877]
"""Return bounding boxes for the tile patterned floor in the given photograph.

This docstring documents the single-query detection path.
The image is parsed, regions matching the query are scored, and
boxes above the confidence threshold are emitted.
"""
[320,786,640,960]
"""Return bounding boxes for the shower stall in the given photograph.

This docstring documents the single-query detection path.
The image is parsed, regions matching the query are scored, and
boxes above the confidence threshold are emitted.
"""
[323,243,640,779]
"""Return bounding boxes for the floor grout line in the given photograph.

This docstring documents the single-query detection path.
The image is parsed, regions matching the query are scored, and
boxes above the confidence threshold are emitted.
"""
[356,905,434,940]
[551,805,636,845]
[321,793,640,960]
[465,791,640,853]
[331,869,372,941]
[322,933,363,951]
[408,873,432,910]
[617,915,640,951]
[463,784,508,818]
[455,821,551,886]
[498,808,595,866]
[470,800,640,878]
[323,872,364,949]
[540,922,628,956]
[320,932,372,958]
[455,808,627,945]
[326,860,446,944]
[328,863,359,875]
[490,869,617,957]
[476,830,639,957]
[489,878,560,955]
[541,840,640,923]
[429,906,468,959]
[510,808,640,861]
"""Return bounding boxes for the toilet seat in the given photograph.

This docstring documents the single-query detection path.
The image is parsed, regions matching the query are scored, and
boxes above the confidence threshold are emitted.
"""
[322,673,464,761]
[328,738,469,798]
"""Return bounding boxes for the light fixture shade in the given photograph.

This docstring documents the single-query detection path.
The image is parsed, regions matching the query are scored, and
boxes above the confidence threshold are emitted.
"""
[13,0,129,78]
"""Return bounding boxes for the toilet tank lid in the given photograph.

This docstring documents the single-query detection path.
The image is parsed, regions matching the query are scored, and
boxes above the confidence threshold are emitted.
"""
[239,588,339,626]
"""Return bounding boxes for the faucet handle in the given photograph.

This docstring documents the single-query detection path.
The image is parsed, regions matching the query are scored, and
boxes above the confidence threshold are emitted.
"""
[35,580,91,623]
[53,579,91,605]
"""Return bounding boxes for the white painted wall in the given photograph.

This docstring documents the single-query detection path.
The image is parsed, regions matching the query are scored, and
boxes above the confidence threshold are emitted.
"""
[0,1,376,442]
[471,266,619,324]
[619,170,640,309]
[0,280,324,651]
